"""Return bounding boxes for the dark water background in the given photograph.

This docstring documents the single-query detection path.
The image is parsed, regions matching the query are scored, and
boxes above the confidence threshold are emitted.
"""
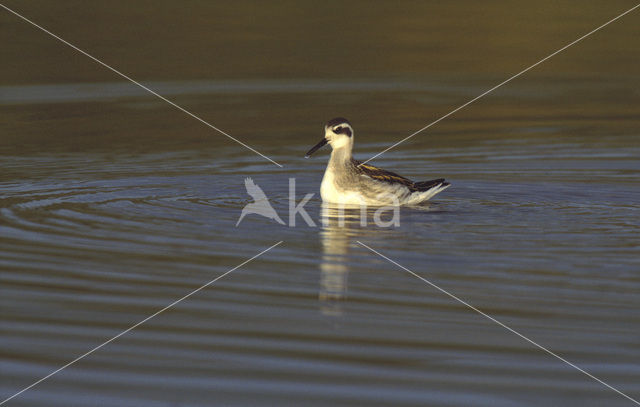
[1,1,639,406]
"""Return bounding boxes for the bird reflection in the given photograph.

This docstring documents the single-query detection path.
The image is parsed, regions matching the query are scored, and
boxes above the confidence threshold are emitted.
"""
[318,203,392,316]
[319,204,352,316]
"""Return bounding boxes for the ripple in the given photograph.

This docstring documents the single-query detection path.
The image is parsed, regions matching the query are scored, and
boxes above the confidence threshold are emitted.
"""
[2,148,639,407]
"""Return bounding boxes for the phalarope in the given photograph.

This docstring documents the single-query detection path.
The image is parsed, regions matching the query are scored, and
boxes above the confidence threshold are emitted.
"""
[305,118,450,205]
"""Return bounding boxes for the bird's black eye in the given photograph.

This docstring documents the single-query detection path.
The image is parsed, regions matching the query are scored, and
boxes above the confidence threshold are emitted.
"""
[334,127,342,132]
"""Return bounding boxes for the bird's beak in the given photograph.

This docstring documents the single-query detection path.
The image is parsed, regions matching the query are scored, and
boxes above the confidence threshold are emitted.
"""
[305,138,328,158]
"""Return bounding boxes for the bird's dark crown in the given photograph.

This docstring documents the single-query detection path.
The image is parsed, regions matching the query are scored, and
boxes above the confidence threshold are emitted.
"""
[325,117,352,137]
[325,117,351,128]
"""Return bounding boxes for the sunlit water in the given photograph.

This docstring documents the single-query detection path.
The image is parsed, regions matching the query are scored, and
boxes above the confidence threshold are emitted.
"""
[2,75,639,406]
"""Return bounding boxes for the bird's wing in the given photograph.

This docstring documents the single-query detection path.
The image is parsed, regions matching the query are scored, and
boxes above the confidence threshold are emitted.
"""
[245,177,269,201]
[352,159,415,189]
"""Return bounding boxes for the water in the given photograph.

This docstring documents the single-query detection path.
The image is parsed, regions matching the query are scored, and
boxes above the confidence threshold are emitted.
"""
[2,2,640,406]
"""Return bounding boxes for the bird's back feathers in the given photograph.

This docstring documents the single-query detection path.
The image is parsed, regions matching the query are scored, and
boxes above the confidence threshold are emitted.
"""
[352,159,449,193]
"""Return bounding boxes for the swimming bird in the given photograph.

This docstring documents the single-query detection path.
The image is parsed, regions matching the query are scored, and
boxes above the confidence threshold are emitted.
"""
[236,177,285,226]
[305,118,450,205]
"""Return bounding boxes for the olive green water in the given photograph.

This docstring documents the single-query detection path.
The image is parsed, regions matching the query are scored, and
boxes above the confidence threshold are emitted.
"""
[1,2,639,406]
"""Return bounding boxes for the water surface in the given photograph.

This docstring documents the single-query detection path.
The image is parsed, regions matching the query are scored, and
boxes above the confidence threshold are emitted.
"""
[2,1,640,406]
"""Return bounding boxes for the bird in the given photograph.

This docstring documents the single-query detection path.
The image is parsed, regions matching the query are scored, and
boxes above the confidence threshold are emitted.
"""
[305,118,450,205]
[236,177,285,226]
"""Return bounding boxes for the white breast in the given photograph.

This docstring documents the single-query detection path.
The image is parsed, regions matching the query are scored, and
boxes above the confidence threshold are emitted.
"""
[321,168,391,205]
[320,167,339,202]
[320,168,361,204]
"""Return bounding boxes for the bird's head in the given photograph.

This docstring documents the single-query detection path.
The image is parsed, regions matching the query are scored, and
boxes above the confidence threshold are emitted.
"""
[305,117,354,158]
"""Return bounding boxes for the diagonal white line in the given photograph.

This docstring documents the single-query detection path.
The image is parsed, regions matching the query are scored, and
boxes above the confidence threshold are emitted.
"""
[356,240,640,406]
[360,3,640,166]
[0,240,283,406]
[0,3,283,168]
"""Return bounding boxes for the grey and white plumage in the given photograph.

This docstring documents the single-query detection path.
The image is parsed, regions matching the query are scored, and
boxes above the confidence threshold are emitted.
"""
[305,118,450,205]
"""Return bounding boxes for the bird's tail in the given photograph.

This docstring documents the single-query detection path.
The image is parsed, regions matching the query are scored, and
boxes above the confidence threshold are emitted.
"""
[407,181,450,204]
[414,178,449,192]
